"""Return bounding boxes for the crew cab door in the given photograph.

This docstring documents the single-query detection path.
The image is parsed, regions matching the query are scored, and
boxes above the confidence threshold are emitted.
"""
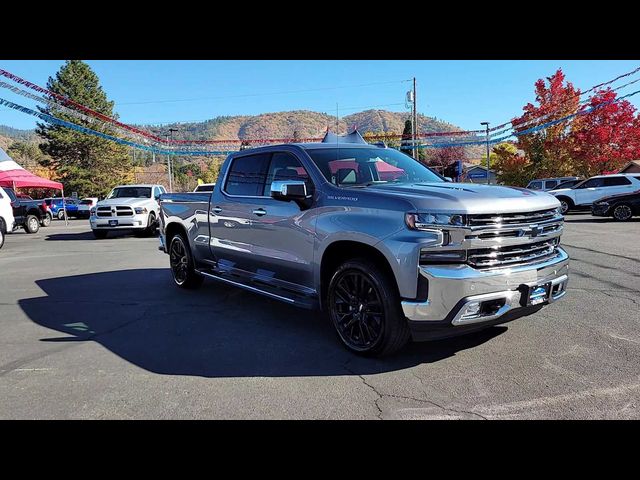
[209,151,316,293]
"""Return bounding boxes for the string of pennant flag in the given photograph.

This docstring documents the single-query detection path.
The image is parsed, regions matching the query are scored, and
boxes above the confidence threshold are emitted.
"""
[1,65,640,153]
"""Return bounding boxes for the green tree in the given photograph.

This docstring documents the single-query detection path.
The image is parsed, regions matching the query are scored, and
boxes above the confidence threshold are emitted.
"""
[36,60,133,197]
[399,119,412,155]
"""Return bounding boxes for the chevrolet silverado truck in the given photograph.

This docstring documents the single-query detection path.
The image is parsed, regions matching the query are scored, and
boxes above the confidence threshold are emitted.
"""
[158,133,570,356]
[90,184,166,239]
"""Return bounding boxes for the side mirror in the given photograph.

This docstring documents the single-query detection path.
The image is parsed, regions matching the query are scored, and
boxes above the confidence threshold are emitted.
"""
[270,180,308,201]
[444,177,453,182]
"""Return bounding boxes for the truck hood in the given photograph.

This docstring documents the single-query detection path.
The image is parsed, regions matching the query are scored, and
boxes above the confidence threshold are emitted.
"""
[96,197,153,207]
[361,182,560,214]
[549,188,573,195]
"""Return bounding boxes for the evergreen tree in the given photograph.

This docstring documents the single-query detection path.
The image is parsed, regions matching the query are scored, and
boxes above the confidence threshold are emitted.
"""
[400,119,412,155]
[36,60,133,197]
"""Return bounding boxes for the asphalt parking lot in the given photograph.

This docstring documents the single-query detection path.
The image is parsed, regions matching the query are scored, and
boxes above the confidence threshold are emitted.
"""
[1,214,639,419]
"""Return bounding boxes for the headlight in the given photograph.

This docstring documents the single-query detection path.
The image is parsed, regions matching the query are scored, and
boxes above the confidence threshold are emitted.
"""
[90,207,96,215]
[135,207,148,214]
[405,212,466,230]
[595,201,608,206]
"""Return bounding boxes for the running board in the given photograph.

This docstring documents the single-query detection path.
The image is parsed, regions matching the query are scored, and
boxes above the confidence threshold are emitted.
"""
[195,269,318,309]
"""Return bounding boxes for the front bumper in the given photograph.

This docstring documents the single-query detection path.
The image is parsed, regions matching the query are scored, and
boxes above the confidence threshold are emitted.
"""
[591,204,610,216]
[402,247,569,340]
[90,214,149,230]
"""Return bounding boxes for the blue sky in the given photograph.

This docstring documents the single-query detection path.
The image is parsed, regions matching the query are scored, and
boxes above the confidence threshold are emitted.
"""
[1,60,639,132]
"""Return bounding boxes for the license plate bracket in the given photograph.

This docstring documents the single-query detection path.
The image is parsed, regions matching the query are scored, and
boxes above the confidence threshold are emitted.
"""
[520,282,552,307]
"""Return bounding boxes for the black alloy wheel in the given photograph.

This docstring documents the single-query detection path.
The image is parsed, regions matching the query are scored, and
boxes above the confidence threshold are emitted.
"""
[612,204,633,221]
[332,270,385,351]
[169,234,203,289]
[328,259,410,356]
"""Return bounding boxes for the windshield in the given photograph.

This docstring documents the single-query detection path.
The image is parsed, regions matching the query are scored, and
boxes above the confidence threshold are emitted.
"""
[107,187,151,199]
[305,147,444,187]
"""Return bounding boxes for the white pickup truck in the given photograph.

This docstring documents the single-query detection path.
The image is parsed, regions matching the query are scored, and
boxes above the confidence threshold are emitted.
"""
[89,184,166,239]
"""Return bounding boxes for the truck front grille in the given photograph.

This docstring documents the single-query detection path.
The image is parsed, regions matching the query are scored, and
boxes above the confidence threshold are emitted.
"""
[467,238,560,270]
[116,206,134,217]
[468,208,559,227]
[97,207,112,217]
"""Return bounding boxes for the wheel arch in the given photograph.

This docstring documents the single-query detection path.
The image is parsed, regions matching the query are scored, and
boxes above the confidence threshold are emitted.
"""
[318,239,399,311]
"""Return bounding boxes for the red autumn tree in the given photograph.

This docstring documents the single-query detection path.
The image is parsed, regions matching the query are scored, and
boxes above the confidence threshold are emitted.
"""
[422,145,467,170]
[513,69,581,177]
[570,88,640,176]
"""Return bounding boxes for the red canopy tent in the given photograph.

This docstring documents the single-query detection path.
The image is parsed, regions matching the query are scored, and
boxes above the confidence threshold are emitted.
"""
[0,169,63,190]
[0,146,67,224]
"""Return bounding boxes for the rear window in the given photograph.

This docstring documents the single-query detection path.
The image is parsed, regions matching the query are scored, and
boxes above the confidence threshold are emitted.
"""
[528,181,543,190]
[603,177,631,186]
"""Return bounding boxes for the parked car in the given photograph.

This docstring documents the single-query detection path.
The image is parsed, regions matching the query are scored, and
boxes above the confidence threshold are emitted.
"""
[45,197,80,220]
[2,187,48,233]
[76,197,99,218]
[193,183,215,192]
[592,189,640,221]
[550,179,583,190]
[550,174,640,214]
[0,186,16,249]
[526,176,580,191]
[158,138,569,356]
[90,184,165,239]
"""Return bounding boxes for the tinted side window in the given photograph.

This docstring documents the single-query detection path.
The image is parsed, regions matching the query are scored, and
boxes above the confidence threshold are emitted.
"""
[603,177,631,186]
[5,188,17,202]
[529,181,543,190]
[545,180,559,189]
[225,153,271,196]
[263,152,311,196]
[579,178,604,188]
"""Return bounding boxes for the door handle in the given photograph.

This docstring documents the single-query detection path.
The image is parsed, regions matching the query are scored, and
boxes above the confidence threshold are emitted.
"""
[212,206,222,214]
[252,208,267,216]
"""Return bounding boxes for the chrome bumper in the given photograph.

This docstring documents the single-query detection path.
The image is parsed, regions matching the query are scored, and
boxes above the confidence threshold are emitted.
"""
[402,247,569,325]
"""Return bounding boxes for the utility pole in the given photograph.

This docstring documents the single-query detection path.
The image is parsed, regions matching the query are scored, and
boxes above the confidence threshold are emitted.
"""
[412,77,418,160]
[480,122,490,185]
[167,128,178,192]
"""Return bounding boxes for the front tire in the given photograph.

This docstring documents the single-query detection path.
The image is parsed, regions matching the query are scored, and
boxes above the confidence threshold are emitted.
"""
[558,197,573,215]
[25,215,40,234]
[612,203,633,221]
[169,233,204,289]
[144,212,157,236]
[92,229,108,239]
[0,218,5,249]
[327,258,410,357]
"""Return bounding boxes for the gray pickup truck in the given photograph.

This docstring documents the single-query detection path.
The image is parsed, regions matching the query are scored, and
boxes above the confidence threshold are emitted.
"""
[158,132,569,356]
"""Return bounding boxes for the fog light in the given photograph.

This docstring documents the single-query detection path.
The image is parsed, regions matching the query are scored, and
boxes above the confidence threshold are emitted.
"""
[461,301,481,318]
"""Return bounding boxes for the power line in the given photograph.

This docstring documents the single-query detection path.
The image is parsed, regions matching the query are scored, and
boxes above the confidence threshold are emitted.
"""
[116,79,412,106]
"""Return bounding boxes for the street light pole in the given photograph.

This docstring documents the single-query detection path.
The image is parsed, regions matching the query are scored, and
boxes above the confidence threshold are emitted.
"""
[480,122,490,185]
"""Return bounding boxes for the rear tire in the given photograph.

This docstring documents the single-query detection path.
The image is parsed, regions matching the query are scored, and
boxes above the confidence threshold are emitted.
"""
[327,258,410,357]
[41,212,52,227]
[612,203,633,221]
[57,210,65,220]
[25,215,40,234]
[169,233,204,289]
[92,229,108,239]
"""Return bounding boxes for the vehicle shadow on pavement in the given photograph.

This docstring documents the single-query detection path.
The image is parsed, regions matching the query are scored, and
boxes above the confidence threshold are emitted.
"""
[18,269,506,378]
